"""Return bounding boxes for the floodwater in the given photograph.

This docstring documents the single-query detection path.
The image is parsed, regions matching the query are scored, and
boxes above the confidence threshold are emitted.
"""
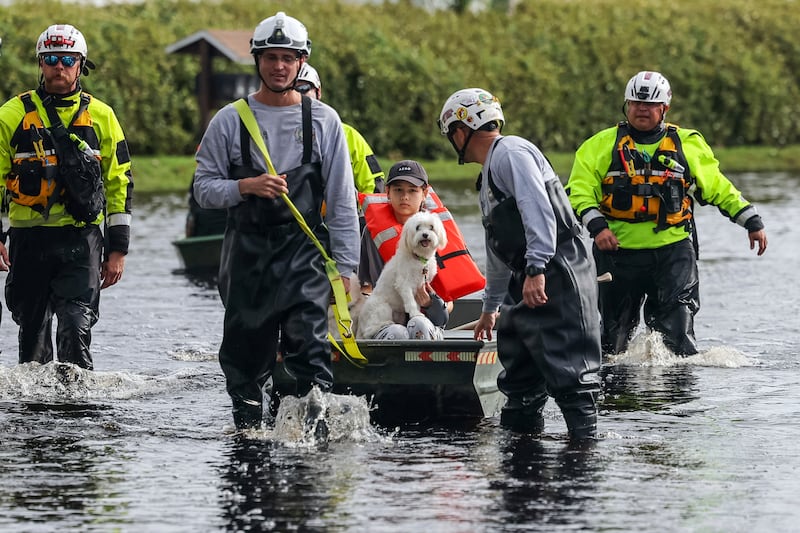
[0,172,798,532]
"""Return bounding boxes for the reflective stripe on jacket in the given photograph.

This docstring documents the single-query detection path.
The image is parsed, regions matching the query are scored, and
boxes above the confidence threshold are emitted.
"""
[0,89,132,239]
[568,121,757,250]
[360,188,485,301]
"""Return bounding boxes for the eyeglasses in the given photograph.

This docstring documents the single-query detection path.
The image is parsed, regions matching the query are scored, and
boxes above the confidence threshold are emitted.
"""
[627,100,663,108]
[295,83,315,94]
[42,55,79,68]
[260,53,299,64]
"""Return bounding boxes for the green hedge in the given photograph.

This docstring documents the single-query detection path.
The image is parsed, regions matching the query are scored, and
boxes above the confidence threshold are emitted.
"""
[1,0,798,160]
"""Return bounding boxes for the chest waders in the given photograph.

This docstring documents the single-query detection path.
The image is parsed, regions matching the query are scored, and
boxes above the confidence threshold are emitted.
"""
[596,124,700,357]
[218,97,364,430]
[480,139,580,272]
[479,139,602,441]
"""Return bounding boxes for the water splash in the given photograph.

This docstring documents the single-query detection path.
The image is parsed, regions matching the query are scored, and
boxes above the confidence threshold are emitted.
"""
[168,344,218,362]
[0,361,211,402]
[238,389,391,447]
[684,345,756,368]
[607,330,756,368]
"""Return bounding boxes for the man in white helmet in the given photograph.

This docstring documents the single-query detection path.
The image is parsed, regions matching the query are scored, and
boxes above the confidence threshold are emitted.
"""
[296,63,385,195]
[567,71,768,356]
[0,23,133,370]
[438,88,602,442]
[193,12,359,431]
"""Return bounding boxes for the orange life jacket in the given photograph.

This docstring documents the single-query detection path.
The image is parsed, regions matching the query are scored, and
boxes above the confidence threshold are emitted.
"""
[360,188,486,301]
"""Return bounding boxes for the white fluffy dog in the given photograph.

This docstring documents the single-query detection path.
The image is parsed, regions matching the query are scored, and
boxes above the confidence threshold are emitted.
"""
[356,211,448,339]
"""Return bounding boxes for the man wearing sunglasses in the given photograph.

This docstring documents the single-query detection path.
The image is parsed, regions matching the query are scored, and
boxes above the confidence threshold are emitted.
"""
[0,24,133,371]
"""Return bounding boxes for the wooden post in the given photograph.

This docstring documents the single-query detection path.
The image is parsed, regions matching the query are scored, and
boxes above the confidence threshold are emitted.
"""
[198,40,213,135]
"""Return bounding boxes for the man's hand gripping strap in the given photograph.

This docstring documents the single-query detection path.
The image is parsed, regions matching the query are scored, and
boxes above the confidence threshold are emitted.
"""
[233,99,367,367]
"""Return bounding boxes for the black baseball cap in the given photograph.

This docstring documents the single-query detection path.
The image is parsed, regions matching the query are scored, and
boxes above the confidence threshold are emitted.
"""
[386,160,428,187]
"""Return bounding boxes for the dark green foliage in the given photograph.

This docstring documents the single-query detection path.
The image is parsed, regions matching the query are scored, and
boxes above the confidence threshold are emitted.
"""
[1,0,798,158]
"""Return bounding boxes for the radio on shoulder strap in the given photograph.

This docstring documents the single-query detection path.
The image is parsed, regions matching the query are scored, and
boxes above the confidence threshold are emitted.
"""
[43,94,105,224]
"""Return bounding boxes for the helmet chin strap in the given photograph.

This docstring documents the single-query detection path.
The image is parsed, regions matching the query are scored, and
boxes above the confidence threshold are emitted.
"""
[265,77,298,94]
[621,101,668,141]
[448,127,475,165]
[253,56,300,94]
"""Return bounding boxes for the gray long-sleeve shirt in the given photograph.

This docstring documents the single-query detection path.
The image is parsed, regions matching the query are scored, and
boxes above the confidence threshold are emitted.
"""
[479,135,559,313]
[193,94,360,275]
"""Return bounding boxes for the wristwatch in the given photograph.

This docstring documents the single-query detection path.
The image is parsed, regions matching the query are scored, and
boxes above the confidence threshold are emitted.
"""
[525,265,545,277]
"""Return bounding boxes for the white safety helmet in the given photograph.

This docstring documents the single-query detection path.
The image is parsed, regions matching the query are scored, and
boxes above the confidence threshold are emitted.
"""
[250,12,311,56]
[438,88,504,136]
[36,24,88,59]
[625,71,672,105]
[297,63,321,89]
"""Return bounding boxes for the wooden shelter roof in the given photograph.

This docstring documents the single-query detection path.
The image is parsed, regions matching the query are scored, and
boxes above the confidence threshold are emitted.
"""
[165,29,253,65]
[165,29,256,134]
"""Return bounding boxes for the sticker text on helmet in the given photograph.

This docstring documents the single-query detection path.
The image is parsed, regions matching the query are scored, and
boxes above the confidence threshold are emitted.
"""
[43,35,76,49]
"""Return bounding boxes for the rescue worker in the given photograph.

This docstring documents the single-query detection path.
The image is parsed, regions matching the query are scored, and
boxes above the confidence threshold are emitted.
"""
[182,63,384,241]
[0,24,133,369]
[193,12,360,430]
[296,63,385,194]
[357,160,449,340]
[567,71,768,356]
[438,88,602,441]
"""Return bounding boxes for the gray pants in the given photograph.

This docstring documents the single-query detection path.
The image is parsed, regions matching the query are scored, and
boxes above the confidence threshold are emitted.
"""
[372,315,444,340]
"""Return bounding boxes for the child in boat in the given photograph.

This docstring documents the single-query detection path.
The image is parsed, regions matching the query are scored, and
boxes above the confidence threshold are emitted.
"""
[357,160,450,340]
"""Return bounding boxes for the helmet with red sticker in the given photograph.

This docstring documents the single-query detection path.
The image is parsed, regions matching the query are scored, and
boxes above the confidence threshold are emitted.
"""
[36,24,88,59]
[438,88,504,136]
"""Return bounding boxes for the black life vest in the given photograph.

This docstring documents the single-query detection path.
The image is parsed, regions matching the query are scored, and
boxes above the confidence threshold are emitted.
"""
[480,139,580,272]
[227,96,324,231]
[7,90,101,221]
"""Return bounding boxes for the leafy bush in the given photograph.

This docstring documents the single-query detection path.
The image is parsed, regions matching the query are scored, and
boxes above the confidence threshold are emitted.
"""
[1,0,798,158]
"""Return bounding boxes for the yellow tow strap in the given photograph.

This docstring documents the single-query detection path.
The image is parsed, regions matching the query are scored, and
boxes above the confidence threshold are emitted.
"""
[233,99,368,368]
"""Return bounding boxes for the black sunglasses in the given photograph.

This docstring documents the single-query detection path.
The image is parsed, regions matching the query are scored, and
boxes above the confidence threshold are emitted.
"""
[295,83,316,95]
[42,55,78,68]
